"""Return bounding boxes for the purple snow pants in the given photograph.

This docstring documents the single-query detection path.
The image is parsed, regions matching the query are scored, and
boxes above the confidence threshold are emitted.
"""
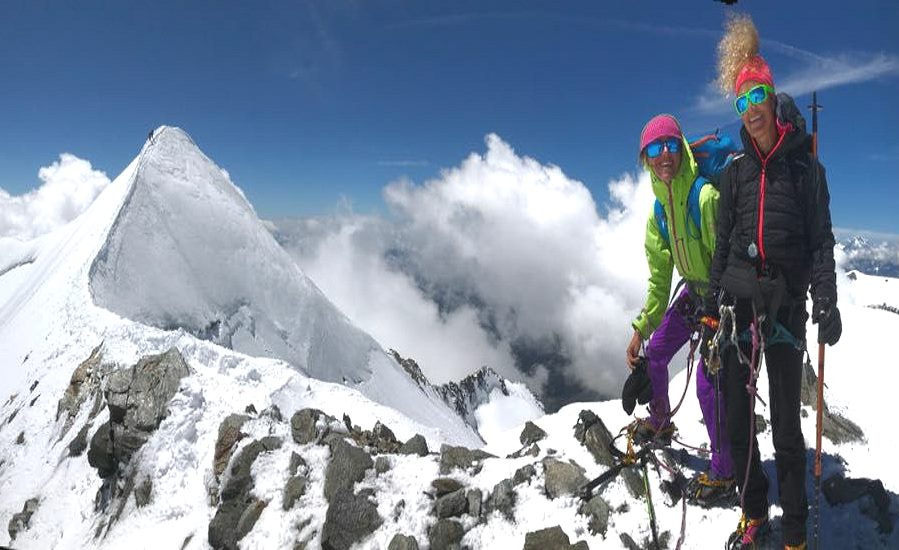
[645,286,733,478]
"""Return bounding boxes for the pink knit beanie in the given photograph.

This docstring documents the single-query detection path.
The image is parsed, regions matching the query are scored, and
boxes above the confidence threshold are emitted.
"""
[640,114,682,153]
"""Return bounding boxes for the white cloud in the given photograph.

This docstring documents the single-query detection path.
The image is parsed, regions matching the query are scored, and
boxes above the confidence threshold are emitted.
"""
[276,134,656,403]
[0,154,111,241]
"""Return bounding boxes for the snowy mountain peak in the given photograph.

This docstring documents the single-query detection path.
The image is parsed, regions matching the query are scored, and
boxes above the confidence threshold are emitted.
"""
[89,126,380,385]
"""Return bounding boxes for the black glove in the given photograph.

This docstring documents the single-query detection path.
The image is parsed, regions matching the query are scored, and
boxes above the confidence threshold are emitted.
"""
[812,297,842,346]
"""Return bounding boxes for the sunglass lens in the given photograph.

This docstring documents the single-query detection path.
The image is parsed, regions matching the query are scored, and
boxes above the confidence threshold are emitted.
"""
[664,139,681,154]
[748,85,768,105]
[735,95,749,115]
[645,142,663,158]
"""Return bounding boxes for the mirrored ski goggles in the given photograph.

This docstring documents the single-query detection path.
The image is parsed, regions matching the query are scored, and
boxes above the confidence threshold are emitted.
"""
[644,137,681,158]
[734,84,775,115]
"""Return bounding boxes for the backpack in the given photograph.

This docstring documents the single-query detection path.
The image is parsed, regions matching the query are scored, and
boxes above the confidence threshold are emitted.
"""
[654,130,740,245]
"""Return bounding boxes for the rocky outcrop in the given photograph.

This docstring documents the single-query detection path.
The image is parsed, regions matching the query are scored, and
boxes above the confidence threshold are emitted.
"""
[428,519,464,550]
[543,458,587,499]
[87,348,190,479]
[214,414,249,477]
[321,489,383,550]
[523,526,587,550]
[520,421,547,446]
[324,438,373,500]
[209,436,282,550]
[7,498,39,542]
[438,444,495,475]
[57,343,110,437]
[399,434,429,456]
[574,410,644,498]
[800,362,865,444]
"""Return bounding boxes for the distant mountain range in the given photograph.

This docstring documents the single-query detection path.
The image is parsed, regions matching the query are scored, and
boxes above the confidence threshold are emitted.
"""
[837,235,899,277]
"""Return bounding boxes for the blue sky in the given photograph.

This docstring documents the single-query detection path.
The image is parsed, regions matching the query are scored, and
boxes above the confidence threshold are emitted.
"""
[1,0,898,233]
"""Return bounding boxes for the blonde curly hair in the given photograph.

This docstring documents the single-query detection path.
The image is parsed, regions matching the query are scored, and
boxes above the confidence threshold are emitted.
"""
[716,13,760,95]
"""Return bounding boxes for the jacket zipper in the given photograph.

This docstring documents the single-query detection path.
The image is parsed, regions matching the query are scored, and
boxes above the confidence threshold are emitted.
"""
[666,183,691,272]
[752,129,788,267]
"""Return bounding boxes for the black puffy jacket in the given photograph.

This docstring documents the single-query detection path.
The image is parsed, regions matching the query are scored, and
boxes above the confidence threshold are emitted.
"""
[708,94,837,307]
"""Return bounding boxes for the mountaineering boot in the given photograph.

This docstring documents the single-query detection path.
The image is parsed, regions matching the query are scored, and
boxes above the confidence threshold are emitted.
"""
[632,418,676,446]
[725,513,769,549]
[686,471,737,507]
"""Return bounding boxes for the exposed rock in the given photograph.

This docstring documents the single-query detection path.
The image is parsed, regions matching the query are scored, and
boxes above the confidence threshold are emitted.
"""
[619,533,640,550]
[324,438,373,501]
[214,414,250,477]
[244,404,258,415]
[513,464,537,486]
[822,409,865,444]
[135,478,153,508]
[88,348,190,478]
[439,444,494,475]
[261,404,282,422]
[432,478,464,497]
[428,519,464,550]
[291,408,335,445]
[523,526,575,549]
[321,488,383,550]
[399,434,429,456]
[87,422,116,478]
[507,443,540,459]
[222,440,270,502]
[68,422,91,457]
[800,361,865,444]
[16,431,24,444]
[579,495,611,536]
[393,499,406,521]
[435,489,468,519]
[543,458,587,499]
[210,437,281,550]
[487,478,516,520]
[388,533,420,550]
[755,413,768,434]
[520,421,547,446]
[823,474,893,534]
[573,410,614,467]
[283,475,307,511]
[375,456,391,475]
[467,488,483,520]
[57,343,109,436]
[289,452,307,476]
[372,421,400,451]
[7,498,39,542]
[235,499,267,541]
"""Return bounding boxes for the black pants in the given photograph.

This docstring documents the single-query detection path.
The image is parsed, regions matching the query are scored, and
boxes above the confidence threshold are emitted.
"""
[722,299,808,546]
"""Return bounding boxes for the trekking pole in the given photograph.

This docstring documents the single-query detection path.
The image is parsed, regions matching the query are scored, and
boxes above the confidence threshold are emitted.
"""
[808,90,825,550]
[641,454,661,550]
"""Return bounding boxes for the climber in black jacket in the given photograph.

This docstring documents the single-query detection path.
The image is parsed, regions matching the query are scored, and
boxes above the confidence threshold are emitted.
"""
[702,15,842,550]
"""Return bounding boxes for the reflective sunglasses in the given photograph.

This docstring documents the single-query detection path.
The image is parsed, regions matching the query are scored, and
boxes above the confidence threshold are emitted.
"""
[734,84,774,115]
[644,137,681,159]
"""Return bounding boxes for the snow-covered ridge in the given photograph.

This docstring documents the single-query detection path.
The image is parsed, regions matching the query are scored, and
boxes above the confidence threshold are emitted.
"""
[89,126,378,386]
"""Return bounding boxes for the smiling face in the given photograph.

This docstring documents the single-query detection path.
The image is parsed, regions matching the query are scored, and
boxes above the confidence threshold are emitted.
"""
[646,141,682,184]
[738,80,777,152]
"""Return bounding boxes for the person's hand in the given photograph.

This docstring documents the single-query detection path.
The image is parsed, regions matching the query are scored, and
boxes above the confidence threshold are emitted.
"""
[813,297,842,346]
[626,330,643,369]
[698,314,719,362]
